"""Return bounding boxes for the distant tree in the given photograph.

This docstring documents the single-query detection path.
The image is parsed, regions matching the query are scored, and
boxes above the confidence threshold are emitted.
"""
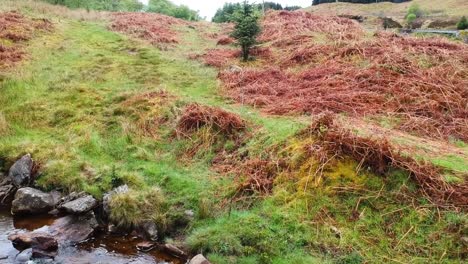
[406,3,423,19]
[457,16,468,30]
[284,6,301,11]
[231,1,261,61]
[120,0,144,11]
[406,13,417,28]
[212,2,241,23]
[213,1,291,23]
[405,3,423,29]
[263,2,283,11]
[44,0,143,11]
[147,0,200,20]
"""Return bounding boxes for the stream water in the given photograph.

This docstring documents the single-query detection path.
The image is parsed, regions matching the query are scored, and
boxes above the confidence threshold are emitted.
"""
[0,209,183,264]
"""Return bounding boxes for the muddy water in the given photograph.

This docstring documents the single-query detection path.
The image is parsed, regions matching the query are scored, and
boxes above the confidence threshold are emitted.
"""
[0,209,183,264]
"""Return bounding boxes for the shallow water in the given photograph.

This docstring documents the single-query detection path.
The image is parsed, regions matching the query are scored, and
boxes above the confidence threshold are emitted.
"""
[0,209,183,264]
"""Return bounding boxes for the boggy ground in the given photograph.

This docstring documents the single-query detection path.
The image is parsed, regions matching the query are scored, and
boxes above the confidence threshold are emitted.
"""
[0,1,467,263]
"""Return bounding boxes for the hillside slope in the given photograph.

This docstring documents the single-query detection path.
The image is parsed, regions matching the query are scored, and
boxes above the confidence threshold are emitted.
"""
[0,1,467,264]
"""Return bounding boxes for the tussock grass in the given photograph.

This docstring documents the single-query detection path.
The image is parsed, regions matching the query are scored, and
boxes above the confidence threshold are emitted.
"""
[109,187,168,229]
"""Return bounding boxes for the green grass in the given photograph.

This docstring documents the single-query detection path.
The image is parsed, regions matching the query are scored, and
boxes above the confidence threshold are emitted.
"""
[0,7,467,264]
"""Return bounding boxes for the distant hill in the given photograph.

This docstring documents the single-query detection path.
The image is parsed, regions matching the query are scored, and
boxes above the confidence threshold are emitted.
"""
[307,0,468,29]
[308,0,468,18]
[312,0,410,5]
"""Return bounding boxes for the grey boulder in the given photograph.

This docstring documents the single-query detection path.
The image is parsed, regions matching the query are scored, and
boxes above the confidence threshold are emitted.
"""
[8,154,33,187]
[189,254,211,264]
[11,188,55,215]
[58,194,97,214]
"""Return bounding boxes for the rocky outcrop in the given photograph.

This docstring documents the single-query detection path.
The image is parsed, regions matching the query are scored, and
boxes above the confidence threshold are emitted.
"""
[49,211,98,245]
[11,187,55,215]
[8,154,33,187]
[189,254,211,264]
[58,194,97,214]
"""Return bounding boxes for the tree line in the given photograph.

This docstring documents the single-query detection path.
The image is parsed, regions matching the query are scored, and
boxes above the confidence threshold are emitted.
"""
[212,2,301,23]
[44,0,144,12]
[43,0,201,21]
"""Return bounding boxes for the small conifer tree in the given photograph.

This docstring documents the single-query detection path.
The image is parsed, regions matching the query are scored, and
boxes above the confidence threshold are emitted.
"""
[231,1,261,61]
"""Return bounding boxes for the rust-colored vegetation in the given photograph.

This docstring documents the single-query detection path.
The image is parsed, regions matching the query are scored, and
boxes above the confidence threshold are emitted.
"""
[204,10,467,141]
[110,12,187,47]
[0,11,52,68]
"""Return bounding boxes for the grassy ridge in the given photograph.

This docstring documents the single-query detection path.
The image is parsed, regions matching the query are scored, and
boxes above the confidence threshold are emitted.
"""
[0,5,467,264]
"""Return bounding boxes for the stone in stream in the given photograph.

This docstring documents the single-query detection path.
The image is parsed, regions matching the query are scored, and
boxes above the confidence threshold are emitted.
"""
[8,154,34,187]
[15,248,32,263]
[138,220,158,241]
[58,194,97,214]
[8,232,58,251]
[48,211,99,245]
[189,254,211,264]
[32,248,57,259]
[11,187,55,215]
[0,184,16,204]
[136,241,155,252]
[159,243,187,258]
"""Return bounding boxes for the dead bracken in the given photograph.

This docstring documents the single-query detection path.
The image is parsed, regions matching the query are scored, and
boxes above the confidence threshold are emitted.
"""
[176,103,246,137]
[307,113,468,209]
[110,12,186,46]
[0,11,52,68]
[207,10,468,141]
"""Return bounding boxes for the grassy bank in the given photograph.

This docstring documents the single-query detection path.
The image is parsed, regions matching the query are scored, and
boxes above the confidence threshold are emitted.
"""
[0,3,467,264]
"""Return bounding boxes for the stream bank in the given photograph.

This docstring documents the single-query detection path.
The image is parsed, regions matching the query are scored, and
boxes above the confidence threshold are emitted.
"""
[0,208,182,264]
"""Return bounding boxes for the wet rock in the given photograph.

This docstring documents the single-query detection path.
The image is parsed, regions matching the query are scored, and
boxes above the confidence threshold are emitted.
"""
[58,195,97,214]
[49,191,62,206]
[59,191,86,204]
[103,185,129,217]
[47,209,60,216]
[32,248,57,259]
[11,188,55,215]
[8,154,33,187]
[0,184,16,204]
[136,241,155,252]
[15,248,32,263]
[8,232,58,251]
[189,254,211,264]
[159,243,187,258]
[138,220,158,241]
[49,211,98,245]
